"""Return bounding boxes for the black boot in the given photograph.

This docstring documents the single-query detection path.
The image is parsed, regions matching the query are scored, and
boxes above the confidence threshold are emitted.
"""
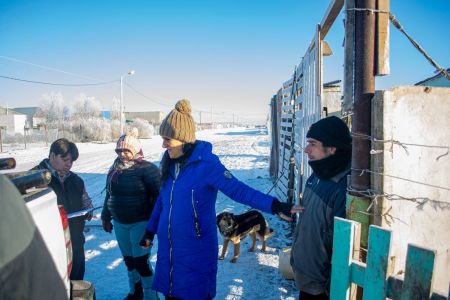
[123,280,143,300]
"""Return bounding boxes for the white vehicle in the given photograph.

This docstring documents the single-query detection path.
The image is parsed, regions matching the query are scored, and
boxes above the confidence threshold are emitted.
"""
[2,158,95,299]
[25,188,73,298]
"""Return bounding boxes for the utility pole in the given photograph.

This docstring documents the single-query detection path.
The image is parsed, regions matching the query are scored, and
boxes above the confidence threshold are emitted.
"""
[210,105,213,129]
[120,75,124,135]
[351,0,375,192]
[0,127,3,153]
[347,2,376,299]
[120,70,135,135]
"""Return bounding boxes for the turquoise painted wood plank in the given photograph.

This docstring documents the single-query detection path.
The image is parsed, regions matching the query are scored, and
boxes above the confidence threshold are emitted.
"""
[430,291,449,300]
[362,225,392,300]
[400,244,436,300]
[330,217,357,300]
[386,276,403,299]
[386,266,448,299]
[350,261,366,287]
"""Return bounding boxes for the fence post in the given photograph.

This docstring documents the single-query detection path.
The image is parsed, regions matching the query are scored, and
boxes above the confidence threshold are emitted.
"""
[401,245,436,300]
[362,225,392,300]
[331,217,359,300]
[0,127,3,152]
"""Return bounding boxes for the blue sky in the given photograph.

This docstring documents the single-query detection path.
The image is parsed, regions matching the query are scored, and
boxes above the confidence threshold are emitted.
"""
[1,0,449,123]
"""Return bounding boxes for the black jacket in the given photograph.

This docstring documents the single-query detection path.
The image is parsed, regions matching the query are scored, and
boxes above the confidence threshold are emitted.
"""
[290,166,350,295]
[33,160,86,238]
[101,160,160,224]
[32,159,87,280]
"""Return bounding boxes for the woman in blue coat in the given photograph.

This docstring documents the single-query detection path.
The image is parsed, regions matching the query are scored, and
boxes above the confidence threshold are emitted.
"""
[140,99,292,300]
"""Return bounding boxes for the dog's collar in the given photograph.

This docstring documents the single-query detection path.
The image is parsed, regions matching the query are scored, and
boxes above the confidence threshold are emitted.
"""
[222,224,237,234]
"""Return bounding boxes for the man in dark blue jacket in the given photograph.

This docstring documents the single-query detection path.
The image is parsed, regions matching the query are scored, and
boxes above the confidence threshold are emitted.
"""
[290,116,352,300]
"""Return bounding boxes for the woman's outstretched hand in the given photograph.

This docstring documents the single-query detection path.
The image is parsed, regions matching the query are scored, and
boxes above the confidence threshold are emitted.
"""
[139,230,155,248]
[102,220,113,233]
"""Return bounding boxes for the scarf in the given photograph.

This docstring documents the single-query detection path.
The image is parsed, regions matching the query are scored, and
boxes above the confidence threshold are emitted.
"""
[308,149,351,180]
[161,142,196,182]
[107,152,144,190]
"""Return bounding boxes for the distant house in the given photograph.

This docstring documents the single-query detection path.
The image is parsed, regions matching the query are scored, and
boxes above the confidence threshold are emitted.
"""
[101,111,111,120]
[124,111,165,125]
[415,68,450,87]
[0,107,27,134]
[12,107,45,129]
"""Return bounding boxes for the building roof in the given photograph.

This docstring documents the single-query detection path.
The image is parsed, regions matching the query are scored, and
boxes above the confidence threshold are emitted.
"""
[415,68,450,86]
[12,107,39,116]
[0,107,25,115]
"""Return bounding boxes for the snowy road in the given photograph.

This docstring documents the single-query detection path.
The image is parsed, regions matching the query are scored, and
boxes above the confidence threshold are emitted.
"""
[1,127,297,299]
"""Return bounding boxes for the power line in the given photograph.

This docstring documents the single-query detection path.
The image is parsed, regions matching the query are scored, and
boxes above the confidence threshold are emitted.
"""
[352,168,450,191]
[123,82,170,107]
[0,74,118,87]
[0,55,107,82]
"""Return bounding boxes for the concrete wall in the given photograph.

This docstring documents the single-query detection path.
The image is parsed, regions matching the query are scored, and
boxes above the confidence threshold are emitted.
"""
[0,114,27,134]
[372,86,450,293]
[322,85,341,116]
[125,111,165,124]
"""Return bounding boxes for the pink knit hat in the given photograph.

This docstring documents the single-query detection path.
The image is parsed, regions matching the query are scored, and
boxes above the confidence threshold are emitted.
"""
[115,128,142,157]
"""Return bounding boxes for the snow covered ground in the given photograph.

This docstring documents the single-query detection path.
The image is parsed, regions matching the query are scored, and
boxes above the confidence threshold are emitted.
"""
[1,127,297,299]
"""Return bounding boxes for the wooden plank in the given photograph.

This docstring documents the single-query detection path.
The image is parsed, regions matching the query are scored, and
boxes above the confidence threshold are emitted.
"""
[276,186,287,200]
[320,0,344,39]
[430,292,449,300]
[387,273,448,300]
[350,261,366,287]
[280,121,293,128]
[279,176,289,190]
[400,245,436,300]
[316,24,322,97]
[343,0,355,113]
[346,194,370,248]
[281,104,295,111]
[362,225,392,300]
[330,217,357,300]
[386,275,403,299]
[350,217,362,300]
[281,113,294,119]
[376,0,390,75]
[371,91,385,226]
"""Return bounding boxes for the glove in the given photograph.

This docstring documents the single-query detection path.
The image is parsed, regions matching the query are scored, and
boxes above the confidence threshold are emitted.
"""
[271,199,294,220]
[139,230,155,248]
[102,220,113,233]
[85,211,93,221]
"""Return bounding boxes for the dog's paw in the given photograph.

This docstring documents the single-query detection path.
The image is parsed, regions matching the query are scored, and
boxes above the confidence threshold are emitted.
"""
[248,247,256,252]
[218,255,225,260]
[230,257,238,263]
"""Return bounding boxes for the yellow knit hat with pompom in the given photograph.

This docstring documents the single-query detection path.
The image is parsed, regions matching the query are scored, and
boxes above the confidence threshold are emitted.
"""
[159,99,196,143]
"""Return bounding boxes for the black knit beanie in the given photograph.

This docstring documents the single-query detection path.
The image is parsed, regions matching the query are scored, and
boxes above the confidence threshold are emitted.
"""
[306,116,351,150]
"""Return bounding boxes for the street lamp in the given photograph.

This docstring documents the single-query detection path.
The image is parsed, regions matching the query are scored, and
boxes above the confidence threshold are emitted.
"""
[120,70,135,135]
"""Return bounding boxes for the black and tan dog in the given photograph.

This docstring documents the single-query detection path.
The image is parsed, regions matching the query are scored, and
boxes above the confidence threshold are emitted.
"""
[216,210,274,263]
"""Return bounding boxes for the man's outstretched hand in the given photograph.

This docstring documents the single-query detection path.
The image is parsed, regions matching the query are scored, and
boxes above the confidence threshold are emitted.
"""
[271,199,304,222]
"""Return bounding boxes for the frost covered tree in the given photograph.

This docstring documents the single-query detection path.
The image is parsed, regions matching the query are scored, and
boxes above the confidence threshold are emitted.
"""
[37,92,68,123]
[69,118,112,142]
[71,94,102,119]
[128,118,155,138]
[110,119,122,140]
[111,97,121,121]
